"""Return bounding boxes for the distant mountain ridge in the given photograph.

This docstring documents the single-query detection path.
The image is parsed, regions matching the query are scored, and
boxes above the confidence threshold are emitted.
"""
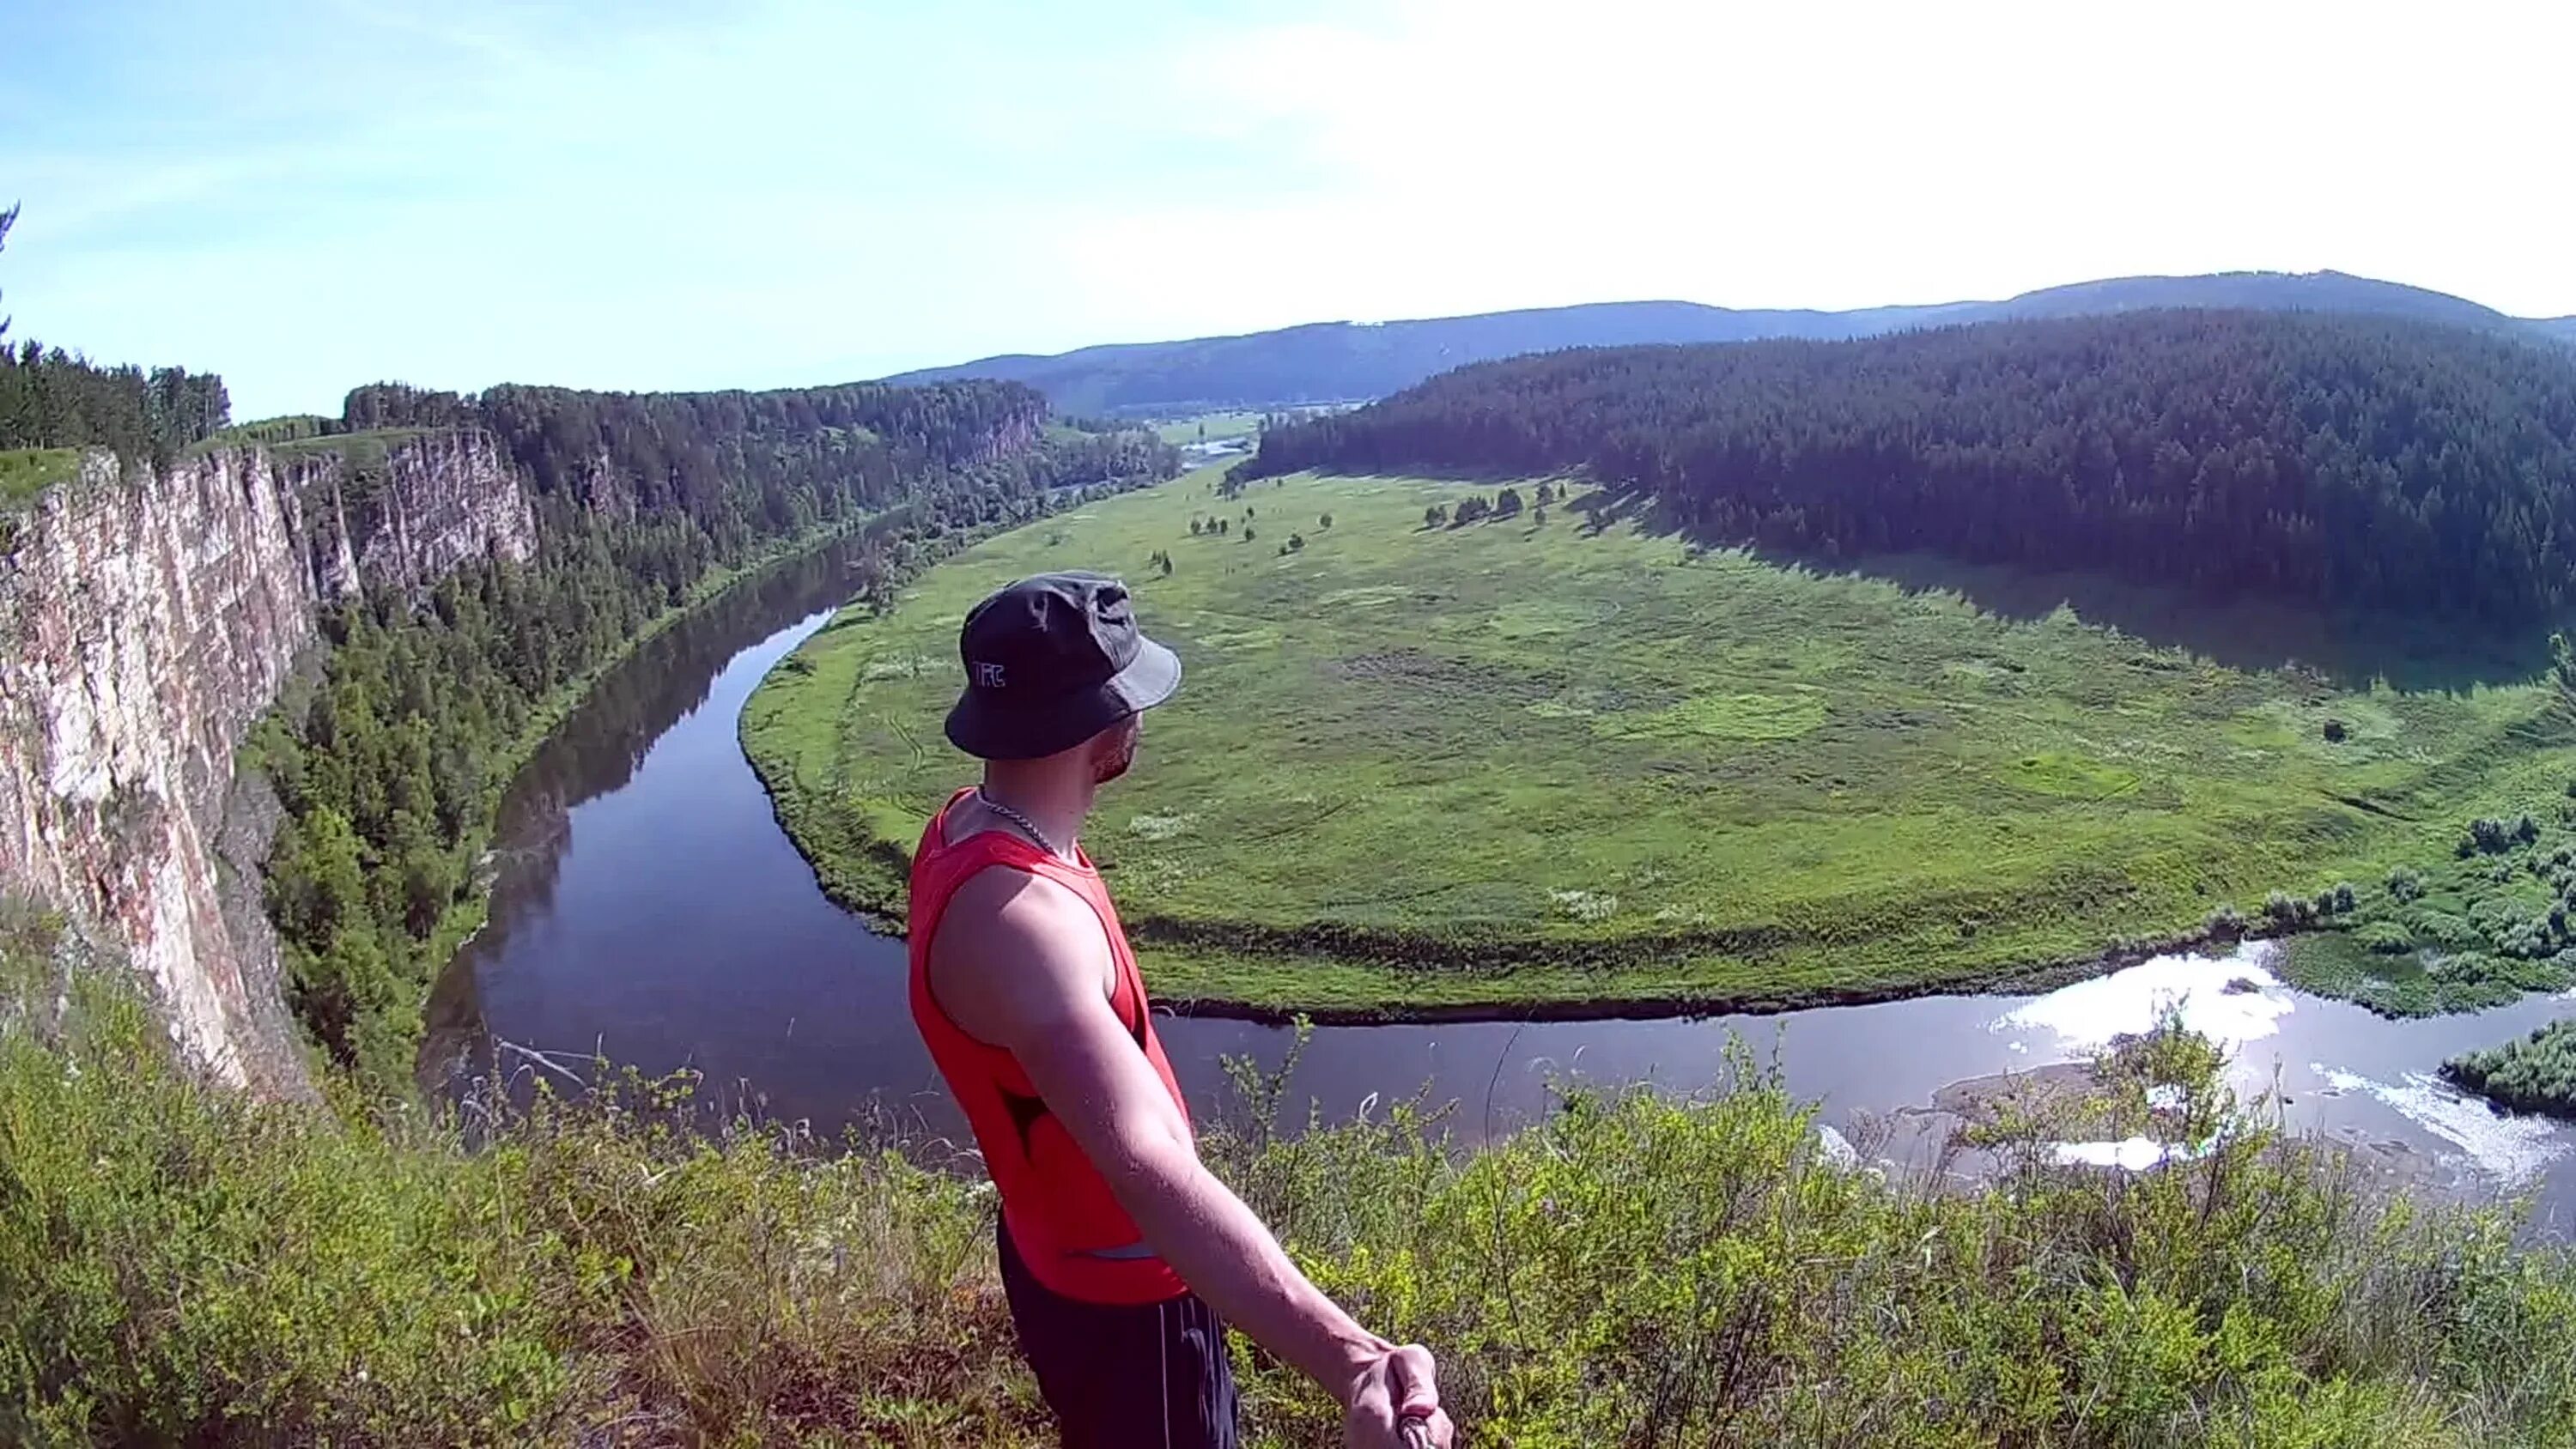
[886,270,2573,416]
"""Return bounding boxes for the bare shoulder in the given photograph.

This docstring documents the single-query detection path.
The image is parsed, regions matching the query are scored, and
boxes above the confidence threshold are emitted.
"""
[927,864,1112,1044]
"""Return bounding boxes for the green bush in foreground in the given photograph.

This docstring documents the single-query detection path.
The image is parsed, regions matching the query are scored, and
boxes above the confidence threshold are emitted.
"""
[2446,1018,2576,1119]
[6,914,2576,1446]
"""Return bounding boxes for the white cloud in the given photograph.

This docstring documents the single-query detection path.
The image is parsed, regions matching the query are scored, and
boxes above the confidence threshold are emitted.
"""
[6,0,2573,416]
[1173,0,2576,315]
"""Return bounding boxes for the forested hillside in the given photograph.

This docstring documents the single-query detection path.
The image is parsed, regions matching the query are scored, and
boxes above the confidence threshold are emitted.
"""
[0,191,1178,1082]
[333,379,1157,549]
[258,380,1176,1079]
[888,270,2571,416]
[1242,311,2576,623]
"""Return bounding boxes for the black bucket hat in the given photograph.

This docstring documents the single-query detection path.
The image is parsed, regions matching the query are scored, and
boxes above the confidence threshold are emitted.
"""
[944,572,1182,761]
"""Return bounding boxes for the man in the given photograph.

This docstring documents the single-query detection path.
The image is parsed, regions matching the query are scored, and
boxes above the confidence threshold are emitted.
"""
[907,572,1455,1449]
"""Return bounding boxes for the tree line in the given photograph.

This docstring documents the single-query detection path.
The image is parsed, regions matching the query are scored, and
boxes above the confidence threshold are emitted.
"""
[261,379,1177,1081]
[0,204,231,464]
[1242,311,2576,622]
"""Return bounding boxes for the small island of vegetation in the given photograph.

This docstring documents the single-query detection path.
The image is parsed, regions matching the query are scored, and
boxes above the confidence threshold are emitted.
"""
[2444,1017,2576,1118]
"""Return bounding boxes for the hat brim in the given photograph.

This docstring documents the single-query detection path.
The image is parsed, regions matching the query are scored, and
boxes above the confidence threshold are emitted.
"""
[943,636,1181,761]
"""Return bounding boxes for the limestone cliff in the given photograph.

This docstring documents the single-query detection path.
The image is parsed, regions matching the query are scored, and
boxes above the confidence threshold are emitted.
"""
[0,433,532,1092]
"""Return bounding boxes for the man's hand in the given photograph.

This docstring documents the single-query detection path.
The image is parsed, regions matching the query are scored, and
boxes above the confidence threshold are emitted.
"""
[933,866,1459,1440]
[1344,1343,1454,1448]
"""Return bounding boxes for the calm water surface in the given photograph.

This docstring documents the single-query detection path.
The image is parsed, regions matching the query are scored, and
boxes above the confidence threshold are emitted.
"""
[422,541,2576,1232]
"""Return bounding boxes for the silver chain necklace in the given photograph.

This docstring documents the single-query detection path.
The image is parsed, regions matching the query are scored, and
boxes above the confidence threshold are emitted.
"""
[975,787,1063,858]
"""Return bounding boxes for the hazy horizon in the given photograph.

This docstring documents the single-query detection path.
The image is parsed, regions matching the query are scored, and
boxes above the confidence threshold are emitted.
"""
[9,0,2572,418]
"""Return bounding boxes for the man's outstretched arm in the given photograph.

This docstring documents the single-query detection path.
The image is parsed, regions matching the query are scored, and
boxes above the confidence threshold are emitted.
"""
[930,868,1451,1447]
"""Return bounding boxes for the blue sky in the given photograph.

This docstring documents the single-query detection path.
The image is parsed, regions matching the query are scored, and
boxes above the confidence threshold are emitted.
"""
[6,0,2571,419]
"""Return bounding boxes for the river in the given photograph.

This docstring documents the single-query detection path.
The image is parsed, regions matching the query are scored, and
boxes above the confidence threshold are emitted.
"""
[421,536,2576,1231]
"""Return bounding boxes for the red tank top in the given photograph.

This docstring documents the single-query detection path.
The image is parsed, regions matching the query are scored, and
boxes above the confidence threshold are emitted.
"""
[908,789,1192,1306]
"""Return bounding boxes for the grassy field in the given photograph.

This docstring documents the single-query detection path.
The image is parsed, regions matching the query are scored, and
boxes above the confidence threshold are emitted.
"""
[0,447,80,508]
[743,467,2576,1016]
[1154,410,1267,446]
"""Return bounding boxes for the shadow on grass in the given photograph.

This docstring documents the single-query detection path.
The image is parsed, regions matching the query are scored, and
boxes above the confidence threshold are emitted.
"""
[1582,489,2560,694]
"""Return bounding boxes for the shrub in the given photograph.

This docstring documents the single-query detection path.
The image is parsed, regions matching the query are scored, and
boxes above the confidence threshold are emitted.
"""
[15,915,2576,1446]
[2357,919,2415,954]
[2446,1018,2576,1116]
[0,917,1033,1446]
[2430,951,2490,985]
[2411,909,2483,949]
[2386,866,2424,902]
[2263,890,2310,927]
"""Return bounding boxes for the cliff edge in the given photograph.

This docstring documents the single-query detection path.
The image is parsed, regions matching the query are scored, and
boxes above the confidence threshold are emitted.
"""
[0,433,532,1093]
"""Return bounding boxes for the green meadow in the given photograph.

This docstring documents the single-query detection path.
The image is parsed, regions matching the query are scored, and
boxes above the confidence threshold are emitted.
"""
[0,447,79,508]
[1155,410,1267,446]
[743,467,2576,1015]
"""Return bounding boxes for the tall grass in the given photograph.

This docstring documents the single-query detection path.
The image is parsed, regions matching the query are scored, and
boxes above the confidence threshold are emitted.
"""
[5,909,2574,1446]
[0,906,1037,1446]
[0,446,80,508]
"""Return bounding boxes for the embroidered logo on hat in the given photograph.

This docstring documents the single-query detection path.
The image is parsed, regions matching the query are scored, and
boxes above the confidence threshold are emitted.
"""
[944,572,1182,761]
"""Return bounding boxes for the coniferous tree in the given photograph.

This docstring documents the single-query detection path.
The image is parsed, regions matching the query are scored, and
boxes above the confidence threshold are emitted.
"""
[1245,311,2576,623]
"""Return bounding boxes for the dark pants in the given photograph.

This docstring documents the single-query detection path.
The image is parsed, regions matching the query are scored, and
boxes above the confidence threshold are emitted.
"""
[998,1222,1241,1448]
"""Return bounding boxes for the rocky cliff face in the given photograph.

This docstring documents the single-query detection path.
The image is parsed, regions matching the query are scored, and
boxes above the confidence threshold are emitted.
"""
[0,433,532,1092]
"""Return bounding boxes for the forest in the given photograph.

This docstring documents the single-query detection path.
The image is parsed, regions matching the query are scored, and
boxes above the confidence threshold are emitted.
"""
[1,190,1177,1080]
[258,380,1177,1081]
[889,270,2573,417]
[333,378,1166,554]
[1242,311,2576,623]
